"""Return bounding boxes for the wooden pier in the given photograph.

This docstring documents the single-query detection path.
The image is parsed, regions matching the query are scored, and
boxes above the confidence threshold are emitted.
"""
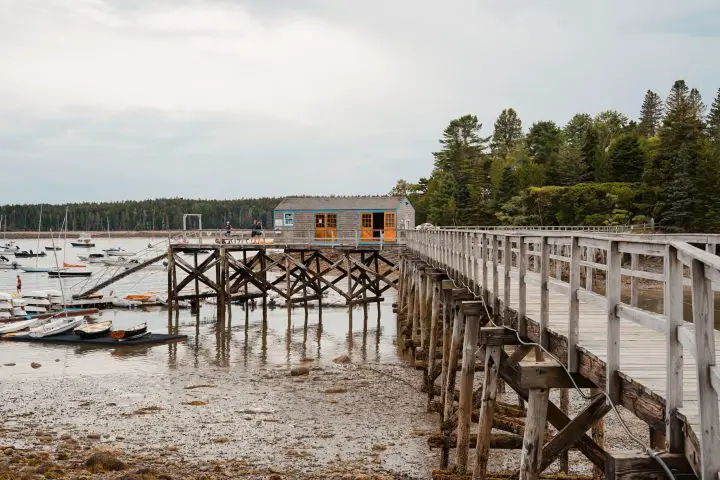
[398,228,720,479]
[166,240,402,323]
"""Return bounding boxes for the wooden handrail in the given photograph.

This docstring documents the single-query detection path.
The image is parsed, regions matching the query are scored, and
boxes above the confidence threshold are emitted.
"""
[405,227,720,478]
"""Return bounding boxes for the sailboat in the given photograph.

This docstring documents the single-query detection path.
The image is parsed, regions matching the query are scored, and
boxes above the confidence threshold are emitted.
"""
[20,206,50,273]
[0,215,19,255]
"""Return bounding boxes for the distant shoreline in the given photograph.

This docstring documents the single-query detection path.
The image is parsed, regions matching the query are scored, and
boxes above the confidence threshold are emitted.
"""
[2,230,179,239]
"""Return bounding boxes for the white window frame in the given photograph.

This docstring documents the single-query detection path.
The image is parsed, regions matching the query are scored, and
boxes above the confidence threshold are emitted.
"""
[283,212,295,226]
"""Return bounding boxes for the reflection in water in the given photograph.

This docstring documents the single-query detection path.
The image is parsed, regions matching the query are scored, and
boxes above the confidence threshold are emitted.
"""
[0,293,398,380]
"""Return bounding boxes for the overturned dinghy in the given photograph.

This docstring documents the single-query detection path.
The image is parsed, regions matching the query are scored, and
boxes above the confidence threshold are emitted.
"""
[29,316,84,338]
[74,320,112,339]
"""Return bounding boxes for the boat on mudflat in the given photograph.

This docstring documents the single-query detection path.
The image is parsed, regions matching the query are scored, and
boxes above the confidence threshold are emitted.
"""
[74,320,112,339]
[0,317,48,335]
[28,316,84,338]
[110,322,147,340]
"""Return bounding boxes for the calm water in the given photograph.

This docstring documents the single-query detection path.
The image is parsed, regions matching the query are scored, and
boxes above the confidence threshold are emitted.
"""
[0,237,401,378]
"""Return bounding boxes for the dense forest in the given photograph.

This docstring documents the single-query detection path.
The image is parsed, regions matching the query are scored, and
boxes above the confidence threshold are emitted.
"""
[393,80,720,232]
[0,198,280,231]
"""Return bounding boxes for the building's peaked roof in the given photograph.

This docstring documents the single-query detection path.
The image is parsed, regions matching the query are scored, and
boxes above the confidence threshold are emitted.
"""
[275,196,407,211]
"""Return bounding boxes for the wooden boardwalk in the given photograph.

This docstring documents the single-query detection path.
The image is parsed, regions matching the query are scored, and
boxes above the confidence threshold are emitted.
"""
[400,228,720,479]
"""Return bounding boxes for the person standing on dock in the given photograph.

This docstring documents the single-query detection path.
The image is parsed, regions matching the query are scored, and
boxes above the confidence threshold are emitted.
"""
[16,275,21,295]
[224,220,232,237]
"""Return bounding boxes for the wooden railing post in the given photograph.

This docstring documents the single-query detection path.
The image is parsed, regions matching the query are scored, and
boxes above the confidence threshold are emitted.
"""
[482,233,489,303]
[540,236,549,351]
[586,247,594,291]
[664,245,684,453]
[568,235,580,373]
[630,253,639,307]
[492,234,500,316]
[518,236,527,338]
[606,240,621,402]
[690,258,720,479]
[504,236,511,325]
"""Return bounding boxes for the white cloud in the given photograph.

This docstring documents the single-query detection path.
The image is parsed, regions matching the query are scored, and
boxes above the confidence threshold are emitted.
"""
[0,0,719,203]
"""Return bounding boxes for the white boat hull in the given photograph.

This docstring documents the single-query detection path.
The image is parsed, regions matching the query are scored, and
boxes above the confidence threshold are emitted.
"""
[0,317,48,335]
[29,316,84,337]
[21,266,50,273]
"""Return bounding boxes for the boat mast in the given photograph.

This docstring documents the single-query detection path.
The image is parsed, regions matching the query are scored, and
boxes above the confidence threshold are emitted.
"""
[62,208,68,265]
[35,205,43,267]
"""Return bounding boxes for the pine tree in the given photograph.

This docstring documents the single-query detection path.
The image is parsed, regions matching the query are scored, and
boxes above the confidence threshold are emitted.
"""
[428,172,459,225]
[491,108,523,158]
[608,133,645,182]
[708,88,720,141]
[638,90,663,137]
[689,88,706,122]
[661,147,695,231]
[656,80,708,229]
[495,166,517,205]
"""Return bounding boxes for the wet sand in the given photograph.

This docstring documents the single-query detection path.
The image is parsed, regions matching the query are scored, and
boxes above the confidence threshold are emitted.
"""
[0,301,437,479]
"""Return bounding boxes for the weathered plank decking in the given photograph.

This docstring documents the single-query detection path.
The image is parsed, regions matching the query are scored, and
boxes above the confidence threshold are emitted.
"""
[405,228,720,479]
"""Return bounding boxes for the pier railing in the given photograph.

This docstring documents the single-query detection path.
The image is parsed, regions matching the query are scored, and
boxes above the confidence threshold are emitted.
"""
[405,228,720,478]
[433,224,650,233]
[169,228,408,248]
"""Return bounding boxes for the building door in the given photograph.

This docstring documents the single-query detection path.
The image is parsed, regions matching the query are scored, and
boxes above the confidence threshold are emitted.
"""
[383,212,397,242]
[372,212,384,239]
[314,213,337,241]
[360,213,373,241]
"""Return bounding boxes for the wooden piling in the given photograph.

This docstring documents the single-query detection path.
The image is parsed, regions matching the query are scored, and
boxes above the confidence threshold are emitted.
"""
[519,388,550,480]
[456,302,482,473]
[473,345,502,479]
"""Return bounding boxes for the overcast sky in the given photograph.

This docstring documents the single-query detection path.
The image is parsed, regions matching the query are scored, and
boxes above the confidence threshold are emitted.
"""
[1,0,719,204]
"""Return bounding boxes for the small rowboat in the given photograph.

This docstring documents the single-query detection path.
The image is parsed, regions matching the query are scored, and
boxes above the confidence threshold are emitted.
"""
[110,322,147,340]
[0,317,48,335]
[29,316,84,337]
[74,320,112,339]
[116,331,152,342]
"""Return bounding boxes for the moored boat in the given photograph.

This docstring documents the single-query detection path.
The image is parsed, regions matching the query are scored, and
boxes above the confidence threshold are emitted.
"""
[74,320,112,339]
[110,322,147,340]
[0,317,48,335]
[29,316,84,337]
[15,250,47,258]
[45,246,62,251]
[48,269,92,278]
[71,233,95,248]
[0,256,18,270]
[117,330,152,342]
[21,266,51,273]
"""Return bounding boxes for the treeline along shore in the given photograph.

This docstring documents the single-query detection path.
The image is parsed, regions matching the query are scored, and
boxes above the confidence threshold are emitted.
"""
[0,197,280,232]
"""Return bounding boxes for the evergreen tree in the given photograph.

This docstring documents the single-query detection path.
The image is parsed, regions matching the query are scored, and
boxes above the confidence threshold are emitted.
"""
[608,133,645,182]
[491,108,523,158]
[526,121,562,164]
[656,80,707,228]
[580,125,604,181]
[495,166,517,205]
[428,172,459,225]
[638,90,663,137]
[689,88,706,121]
[708,88,720,141]
[660,147,695,231]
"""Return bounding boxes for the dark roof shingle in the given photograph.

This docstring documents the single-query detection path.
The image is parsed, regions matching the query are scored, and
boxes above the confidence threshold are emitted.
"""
[275,196,406,210]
